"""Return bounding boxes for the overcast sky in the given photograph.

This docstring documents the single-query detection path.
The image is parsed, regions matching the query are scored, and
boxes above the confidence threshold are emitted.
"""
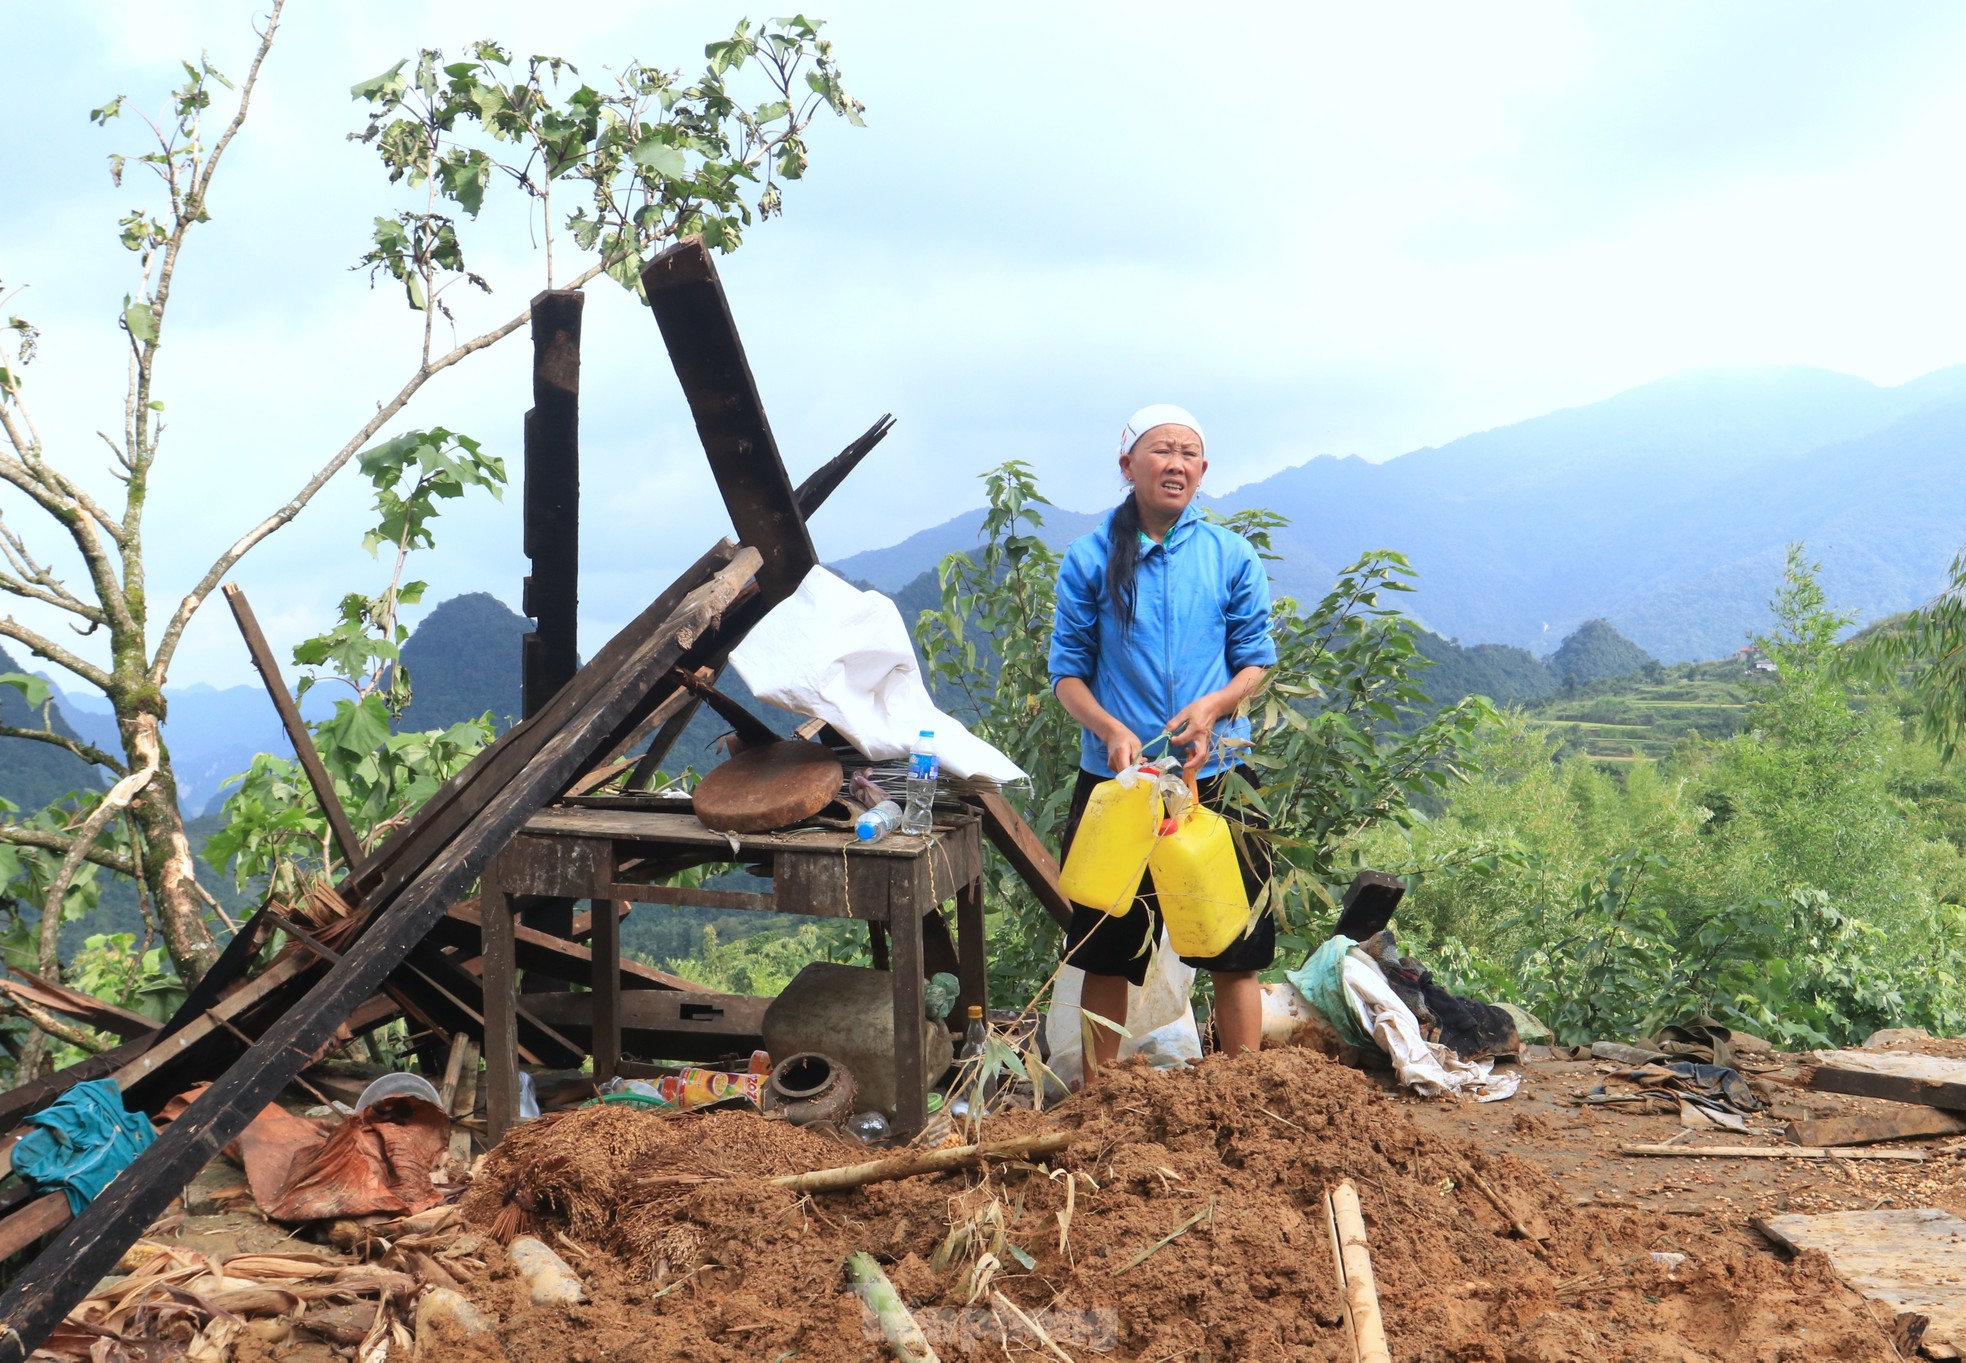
[10,1,1966,690]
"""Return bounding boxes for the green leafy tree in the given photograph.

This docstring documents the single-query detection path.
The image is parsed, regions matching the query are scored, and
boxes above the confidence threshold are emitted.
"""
[1848,547,1966,760]
[0,4,863,995]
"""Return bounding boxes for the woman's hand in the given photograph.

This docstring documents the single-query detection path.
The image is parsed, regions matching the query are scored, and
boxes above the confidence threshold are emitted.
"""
[1101,722,1145,774]
[1165,694,1228,776]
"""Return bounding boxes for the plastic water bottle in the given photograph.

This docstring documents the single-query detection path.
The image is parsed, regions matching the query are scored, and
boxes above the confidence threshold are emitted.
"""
[856,799,902,843]
[901,729,939,834]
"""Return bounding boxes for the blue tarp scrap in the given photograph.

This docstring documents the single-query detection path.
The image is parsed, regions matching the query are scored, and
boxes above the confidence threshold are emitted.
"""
[12,1078,156,1215]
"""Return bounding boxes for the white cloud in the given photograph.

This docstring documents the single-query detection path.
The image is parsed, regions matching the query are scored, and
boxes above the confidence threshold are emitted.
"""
[7,1,1965,688]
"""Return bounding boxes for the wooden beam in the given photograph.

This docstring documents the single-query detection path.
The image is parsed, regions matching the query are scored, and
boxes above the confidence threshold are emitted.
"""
[0,549,761,1363]
[1785,1109,1966,1148]
[343,539,739,910]
[520,989,768,1064]
[521,288,584,717]
[430,901,700,992]
[0,1198,69,1263]
[641,237,813,604]
[971,792,1072,930]
[1810,1051,1966,1111]
[625,419,893,785]
[222,584,363,868]
[0,971,152,1042]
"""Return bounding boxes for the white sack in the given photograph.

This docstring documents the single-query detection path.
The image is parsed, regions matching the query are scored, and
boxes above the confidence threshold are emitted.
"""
[1044,935,1200,1089]
[1341,950,1519,1102]
[729,566,1026,783]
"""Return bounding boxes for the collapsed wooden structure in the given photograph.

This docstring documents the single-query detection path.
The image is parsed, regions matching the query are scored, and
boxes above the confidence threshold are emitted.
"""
[0,237,1073,1361]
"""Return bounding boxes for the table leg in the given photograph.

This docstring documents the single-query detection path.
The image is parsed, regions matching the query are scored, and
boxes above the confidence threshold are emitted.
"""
[889,904,928,1138]
[484,874,521,1145]
[956,876,988,1022]
[592,898,623,1085]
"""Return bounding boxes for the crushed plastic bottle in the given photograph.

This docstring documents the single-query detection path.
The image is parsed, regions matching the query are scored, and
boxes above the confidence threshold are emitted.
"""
[901,729,939,834]
[846,1111,890,1144]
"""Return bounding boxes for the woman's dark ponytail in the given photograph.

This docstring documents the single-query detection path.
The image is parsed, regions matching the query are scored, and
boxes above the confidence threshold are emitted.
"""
[1105,493,1142,632]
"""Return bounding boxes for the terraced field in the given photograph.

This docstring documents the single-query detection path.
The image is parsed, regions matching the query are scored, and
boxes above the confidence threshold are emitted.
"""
[1521,664,1758,763]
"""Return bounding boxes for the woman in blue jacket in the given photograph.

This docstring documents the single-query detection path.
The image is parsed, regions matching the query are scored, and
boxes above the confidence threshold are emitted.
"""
[1048,404,1277,1075]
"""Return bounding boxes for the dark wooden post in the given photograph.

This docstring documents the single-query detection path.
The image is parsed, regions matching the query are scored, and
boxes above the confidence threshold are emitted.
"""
[520,290,584,968]
[522,289,584,719]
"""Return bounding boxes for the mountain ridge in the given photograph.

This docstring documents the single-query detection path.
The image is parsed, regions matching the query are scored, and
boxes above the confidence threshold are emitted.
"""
[834,364,1966,661]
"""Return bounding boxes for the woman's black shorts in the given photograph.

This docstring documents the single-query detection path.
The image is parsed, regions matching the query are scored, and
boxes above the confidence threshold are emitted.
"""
[1058,764,1275,987]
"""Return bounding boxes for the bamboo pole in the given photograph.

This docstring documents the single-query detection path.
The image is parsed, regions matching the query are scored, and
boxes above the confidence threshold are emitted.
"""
[770,1132,1072,1195]
[845,1252,941,1363]
[1325,1180,1392,1363]
[1620,1144,1926,1161]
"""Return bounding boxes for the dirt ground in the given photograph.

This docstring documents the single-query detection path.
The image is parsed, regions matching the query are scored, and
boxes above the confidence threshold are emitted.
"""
[440,1044,1956,1363]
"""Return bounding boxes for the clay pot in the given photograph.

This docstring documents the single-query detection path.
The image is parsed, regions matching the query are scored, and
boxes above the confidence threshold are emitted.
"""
[764,1052,857,1127]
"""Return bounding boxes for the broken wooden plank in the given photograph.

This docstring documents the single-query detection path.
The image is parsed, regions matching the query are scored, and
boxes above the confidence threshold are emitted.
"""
[0,971,153,1042]
[1621,1143,1927,1161]
[0,549,761,1363]
[620,417,893,785]
[1810,1050,1966,1111]
[971,791,1072,930]
[224,583,363,868]
[1754,1208,1966,1354]
[344,539,740,910]
[642,237,813,603]
[1786,1108,1966,1148]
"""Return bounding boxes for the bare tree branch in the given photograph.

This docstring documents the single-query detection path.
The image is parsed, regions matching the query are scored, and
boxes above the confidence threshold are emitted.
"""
[0,724,126,775]
[34,768,153,993]
[0,617,113,691]
[149,257,606,682]
[0,824,137,878]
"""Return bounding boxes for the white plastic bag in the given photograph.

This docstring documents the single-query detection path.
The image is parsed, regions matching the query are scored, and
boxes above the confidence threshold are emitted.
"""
[1044,935,1201,1089]
[729,566,1026,782]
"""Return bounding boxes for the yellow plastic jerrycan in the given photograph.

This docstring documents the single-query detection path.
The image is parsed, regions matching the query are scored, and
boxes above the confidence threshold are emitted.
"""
[1058,770,1163,916]
[1148,785,1250,958]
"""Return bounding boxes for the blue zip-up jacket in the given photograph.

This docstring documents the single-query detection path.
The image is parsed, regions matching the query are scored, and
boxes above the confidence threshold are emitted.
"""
[1049,502,1278,778]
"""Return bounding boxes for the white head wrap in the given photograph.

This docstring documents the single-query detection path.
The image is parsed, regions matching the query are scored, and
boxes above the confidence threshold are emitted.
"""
[1119,404,1204,457]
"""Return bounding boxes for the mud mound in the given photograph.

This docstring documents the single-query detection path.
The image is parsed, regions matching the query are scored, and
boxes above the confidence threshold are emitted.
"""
[466,1050,1897,1362]
[460,1104,857,1271]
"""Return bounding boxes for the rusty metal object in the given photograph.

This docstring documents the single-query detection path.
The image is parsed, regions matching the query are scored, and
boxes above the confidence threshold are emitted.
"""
[692,740,843,833]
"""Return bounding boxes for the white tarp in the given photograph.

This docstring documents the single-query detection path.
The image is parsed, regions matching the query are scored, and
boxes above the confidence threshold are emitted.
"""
[729,566,1027,783]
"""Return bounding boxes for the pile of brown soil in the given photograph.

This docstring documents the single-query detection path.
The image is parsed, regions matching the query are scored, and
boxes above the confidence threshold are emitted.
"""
[463,1050,1900,1362]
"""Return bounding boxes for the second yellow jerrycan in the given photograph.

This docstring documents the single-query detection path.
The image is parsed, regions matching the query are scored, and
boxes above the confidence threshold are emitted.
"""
[1058,771,1162,916]
[1148,783,1251,958]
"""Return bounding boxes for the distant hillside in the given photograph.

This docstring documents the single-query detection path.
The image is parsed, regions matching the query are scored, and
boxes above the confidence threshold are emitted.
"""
[0,645,103,812]
[1521,657,1757,765]
[1548,620,1658,688]
[834,365,1966,662]
[397,592,529,733]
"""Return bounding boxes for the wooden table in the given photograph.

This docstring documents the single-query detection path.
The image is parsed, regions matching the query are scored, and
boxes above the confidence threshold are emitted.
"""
[481,802,986,1139]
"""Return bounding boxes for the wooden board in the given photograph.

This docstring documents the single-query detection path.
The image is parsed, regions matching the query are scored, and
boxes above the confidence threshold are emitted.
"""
[641,237,815,602]
[1786,1108,1966,1148]
[971,791,1073,930]
[1811,1050,1966,1111]
[1756,1208,1966,1352]
[692,740,841,833]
